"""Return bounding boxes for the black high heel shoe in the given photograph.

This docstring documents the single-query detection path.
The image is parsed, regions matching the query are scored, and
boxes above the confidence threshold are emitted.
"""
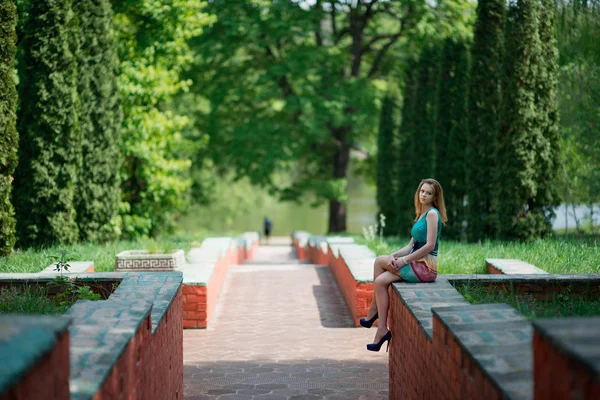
[359,312,378,328]
[366,330,392,352]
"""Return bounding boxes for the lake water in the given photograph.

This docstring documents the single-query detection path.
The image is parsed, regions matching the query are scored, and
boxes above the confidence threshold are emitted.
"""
[179,175,596,235]
[179,175,378,236]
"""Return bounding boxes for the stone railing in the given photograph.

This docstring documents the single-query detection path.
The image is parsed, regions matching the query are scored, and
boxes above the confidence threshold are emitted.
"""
[180,233,259,329]
[0,271,183,400]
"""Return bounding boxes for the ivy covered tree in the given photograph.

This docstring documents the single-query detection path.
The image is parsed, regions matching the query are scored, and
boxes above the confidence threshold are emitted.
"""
[14,0,81,247]
[436,37,471,239]
[466,0,505,241]
[496,0,544,239]
[0,0,19,255]
[376,84,401,235]
[74,0,122,242]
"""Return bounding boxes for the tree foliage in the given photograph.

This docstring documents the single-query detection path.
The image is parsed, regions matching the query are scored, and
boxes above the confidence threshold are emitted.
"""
[189,0,438,232]
[395,61,420,234]
[496,0,543,239]
[375,84,401,235]
[14,0,81,247]
[465,0,505,241]
[556,0,600,214]
[0,0,18,255]
[435,37,471,239]
[74,0,122,242]
[112,0,214,237]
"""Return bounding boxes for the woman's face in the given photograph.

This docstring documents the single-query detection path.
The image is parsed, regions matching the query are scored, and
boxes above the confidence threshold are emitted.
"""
[419,183,435,206]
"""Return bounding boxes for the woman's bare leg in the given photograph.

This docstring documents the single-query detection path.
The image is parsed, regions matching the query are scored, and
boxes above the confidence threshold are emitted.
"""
[372,271,402,343]
[366,256,391,319]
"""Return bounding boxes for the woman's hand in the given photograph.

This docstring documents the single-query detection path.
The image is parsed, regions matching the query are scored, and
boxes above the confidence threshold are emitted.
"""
[386,255,398,272]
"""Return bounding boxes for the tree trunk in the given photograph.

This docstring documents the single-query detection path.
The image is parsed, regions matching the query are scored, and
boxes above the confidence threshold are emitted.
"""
[328,126,351,233]
[328,199,347,233]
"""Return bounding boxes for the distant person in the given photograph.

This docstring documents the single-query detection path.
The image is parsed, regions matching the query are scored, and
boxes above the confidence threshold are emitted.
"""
[263,217,272,244]
[360,178,447,352]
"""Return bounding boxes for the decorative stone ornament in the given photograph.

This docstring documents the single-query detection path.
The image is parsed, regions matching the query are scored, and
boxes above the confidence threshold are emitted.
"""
[114,250,186,272]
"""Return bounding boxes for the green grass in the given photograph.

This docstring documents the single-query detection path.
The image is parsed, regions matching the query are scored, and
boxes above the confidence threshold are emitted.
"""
[0,232,206,274]
[356,235,600,274]
[0,285,67,314]
[455,283,600,319]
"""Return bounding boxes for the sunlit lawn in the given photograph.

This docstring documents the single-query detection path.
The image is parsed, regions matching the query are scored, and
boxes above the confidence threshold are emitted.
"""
[356,235,600,274]
[0,232,206,274]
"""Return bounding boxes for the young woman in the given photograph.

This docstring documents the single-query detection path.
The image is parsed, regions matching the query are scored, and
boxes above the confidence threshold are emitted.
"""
[361,178,448,352]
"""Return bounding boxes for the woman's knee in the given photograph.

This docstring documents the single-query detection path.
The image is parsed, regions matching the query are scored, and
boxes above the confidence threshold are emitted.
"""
[374,256,388,268]
[374,273,391,287]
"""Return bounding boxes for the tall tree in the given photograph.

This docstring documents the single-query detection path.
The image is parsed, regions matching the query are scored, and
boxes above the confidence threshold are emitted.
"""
[413,44,442,178]
[395,60,421,234]
[112,0,214,237]
[466,0,505,241]
[496,0,544,239]
[555,0,600,226]
[191,1,433,233]
[13,0,80,247]
[436,37,471,239]
[74,0,122,242]
[376,83,401,235]
[0,0,19,255]
[530,0,562,236]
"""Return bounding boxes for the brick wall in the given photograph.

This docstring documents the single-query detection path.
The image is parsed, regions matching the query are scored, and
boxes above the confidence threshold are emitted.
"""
[183,241,258,329]
[93,288,183,399]
[95,314,152,399]
[389,292,505,400]
[146,287,184,399]
[0,332,70,400]
[533,329,600,400]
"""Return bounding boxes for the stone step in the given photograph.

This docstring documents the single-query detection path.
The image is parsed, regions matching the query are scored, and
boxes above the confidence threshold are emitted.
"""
[486,258,548,275]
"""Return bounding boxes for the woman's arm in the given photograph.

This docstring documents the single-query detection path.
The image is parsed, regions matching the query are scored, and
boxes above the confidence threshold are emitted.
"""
[391,238,414,258]
[402,212,438,264]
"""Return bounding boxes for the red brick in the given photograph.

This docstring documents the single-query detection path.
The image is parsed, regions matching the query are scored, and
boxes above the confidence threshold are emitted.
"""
[183,319,198,329]
[183,285,206,295]
[186,294,207,304]
[186,311,207,320]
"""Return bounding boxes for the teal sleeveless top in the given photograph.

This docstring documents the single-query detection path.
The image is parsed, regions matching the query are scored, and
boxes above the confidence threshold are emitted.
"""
[410,208,442,256]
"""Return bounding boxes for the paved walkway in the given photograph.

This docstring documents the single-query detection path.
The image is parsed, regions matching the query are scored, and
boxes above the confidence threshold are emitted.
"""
[183,243,388,400]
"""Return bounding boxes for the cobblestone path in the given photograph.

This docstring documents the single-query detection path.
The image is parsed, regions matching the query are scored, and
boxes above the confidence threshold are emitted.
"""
[183,242,388,400]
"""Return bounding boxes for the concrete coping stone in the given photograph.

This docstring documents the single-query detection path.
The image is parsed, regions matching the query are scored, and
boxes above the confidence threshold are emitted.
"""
[308,236,329,253]
[235,231,260,250]
[109,272,183,333]
[532,317,600,381]
[187,237,233,263]
[326,236,356,245]
[292,231,310,247]
[432,303,533,400]
[486,258,549,275]
[183,234,255,285]
[334,244,376,283]
[392,278,469,339]
[180,263,214,285]
[0,315,71,396]
[67,299,153,399]
[41,261,94,274]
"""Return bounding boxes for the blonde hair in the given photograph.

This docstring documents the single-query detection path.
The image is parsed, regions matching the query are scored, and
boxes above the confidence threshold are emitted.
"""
[413,178,448,224]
